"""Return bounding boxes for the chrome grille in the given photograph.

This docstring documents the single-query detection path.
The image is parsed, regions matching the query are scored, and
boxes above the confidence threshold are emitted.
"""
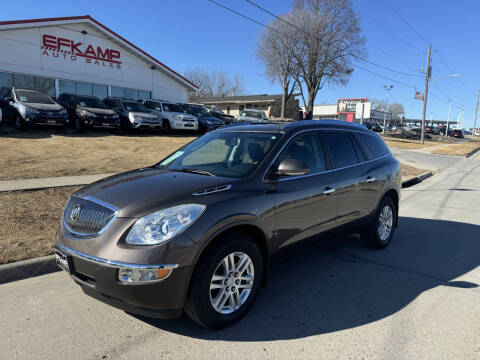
[63,196,117,237]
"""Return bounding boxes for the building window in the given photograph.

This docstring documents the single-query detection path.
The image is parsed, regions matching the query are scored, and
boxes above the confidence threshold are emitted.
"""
[92,84,108,99]
[0,72,13,88]
[124,88,138,99]
[59,80,76,95]
[111,86,125,98]
[138,90,151,100]
[76,82,93,96]
[35,77,55,97]
[13,74,35,90]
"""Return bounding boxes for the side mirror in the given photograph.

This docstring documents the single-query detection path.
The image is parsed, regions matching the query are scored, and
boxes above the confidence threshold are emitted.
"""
[276,159,309,177]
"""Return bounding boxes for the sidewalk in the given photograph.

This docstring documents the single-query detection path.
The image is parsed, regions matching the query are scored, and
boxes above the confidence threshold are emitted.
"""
[0,173,114,192]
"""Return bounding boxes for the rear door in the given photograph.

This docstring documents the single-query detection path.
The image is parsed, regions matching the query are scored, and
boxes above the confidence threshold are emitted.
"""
[321,130,365,227]
[271,131,338,248]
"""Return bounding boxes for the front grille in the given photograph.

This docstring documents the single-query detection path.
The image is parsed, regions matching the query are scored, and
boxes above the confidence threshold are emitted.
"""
[63,196,117,237]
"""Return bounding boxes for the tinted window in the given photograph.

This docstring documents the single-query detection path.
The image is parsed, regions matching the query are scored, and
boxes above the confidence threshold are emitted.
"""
[0,72,13,88]
[59,80,76,95]
[15,90,55,104]
[75,96,109,109]
[92,85,108,99]
[353,132,389,160]
[122,101,149,112]
[13,74,35,89]
[162,103,183,113]
[125,88,138,99]
[111,87,125,98]
[276,132,326,173]
[322,131,358,168]
[76,82,92,96]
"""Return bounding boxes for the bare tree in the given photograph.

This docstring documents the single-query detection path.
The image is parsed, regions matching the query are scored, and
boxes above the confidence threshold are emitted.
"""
[290,0,365,119]
[257,13,299,118]
[372,100,405,121]
[184,68,246,101]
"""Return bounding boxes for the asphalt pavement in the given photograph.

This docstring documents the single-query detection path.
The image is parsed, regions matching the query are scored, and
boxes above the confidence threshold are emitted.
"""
[0,152,479,360]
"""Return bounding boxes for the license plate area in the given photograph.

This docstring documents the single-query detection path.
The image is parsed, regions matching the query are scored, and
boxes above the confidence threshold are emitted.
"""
[48,120,57,124]
[55,249,72,274]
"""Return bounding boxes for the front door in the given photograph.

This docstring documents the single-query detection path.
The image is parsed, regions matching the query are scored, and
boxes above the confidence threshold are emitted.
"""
[270,131,338,248]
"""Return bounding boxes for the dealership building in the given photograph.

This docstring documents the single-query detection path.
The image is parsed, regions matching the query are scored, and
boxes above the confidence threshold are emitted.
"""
[0,16,197,102]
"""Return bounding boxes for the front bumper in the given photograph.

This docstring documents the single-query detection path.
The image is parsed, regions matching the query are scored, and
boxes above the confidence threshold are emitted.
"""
[132,120,162,129]
[54,244,192,319]
[25,112,68,125]
[81,115,120,128]
[172,121,198,131]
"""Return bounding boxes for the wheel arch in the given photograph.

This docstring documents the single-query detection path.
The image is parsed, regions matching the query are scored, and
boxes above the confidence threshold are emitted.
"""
[379,187,399,227]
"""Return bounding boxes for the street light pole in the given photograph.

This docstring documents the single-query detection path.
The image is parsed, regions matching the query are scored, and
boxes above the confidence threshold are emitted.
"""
[445,100,451,137]
[383,85,393,135]
[421,45,432,144]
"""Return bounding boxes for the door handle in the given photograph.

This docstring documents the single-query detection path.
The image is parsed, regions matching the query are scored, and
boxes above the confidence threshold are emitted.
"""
[323,187,336,195]
[366,176,376,183]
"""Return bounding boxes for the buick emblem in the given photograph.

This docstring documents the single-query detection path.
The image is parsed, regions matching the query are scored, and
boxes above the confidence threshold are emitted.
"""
[70,205,82,222]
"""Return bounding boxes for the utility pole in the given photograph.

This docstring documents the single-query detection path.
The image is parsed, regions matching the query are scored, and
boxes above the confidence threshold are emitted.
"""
[383,85,393,135]
[445,100,451,137]
[421,45,432,144]
[474,90,480,140]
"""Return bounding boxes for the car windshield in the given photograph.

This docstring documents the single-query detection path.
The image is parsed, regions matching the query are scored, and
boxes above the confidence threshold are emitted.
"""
[188,107,211,117]
[210,106,223,113]
[15,90,54,104]
[123,101,149,112]
[162,103,184,113]
[75,96,109,109]
[157,131,282,178]
[240,111,263,119]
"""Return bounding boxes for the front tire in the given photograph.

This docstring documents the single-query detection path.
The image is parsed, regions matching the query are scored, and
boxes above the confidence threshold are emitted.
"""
[15,114,25,130]
[162,119,171,134]
[362,196,397,249]
[184,233,263,329]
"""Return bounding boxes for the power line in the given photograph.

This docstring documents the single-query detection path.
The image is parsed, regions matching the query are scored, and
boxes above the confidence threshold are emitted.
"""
[244,0,422,78]
[385,1,430,44]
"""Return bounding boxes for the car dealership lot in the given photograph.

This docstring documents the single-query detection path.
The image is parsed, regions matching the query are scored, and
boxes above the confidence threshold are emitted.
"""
[1,143,479,359]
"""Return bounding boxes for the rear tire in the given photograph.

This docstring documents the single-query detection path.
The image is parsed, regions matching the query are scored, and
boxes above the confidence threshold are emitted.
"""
[184,233,263,329]
[74,118,82,133]
[362,196,397,249]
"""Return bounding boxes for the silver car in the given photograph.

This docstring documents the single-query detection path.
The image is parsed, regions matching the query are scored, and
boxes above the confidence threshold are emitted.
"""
[142,100,198,133]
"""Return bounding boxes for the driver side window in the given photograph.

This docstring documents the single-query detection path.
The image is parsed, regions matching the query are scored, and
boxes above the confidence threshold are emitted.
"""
[276,132,326,173]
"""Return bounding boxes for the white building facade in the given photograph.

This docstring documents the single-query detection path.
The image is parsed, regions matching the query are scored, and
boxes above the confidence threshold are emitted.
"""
[0,16,197,102]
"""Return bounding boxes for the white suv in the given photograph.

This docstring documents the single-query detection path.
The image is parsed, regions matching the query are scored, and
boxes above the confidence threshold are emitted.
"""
[143,100,198,133]
[236,109,269,122]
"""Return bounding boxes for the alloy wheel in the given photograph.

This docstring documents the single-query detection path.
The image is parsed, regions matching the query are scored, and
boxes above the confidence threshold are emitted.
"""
[209,252,254,314]
[378,205,393,241]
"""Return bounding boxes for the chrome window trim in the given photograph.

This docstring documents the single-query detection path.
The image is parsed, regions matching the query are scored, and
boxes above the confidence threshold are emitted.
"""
[62,195,120,239]
[263,127,390,183]
[57,243,179,270]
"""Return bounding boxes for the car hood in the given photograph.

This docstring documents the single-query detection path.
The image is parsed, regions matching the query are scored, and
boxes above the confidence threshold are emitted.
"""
[76,168,235,218]
[77,106,116,115]
[20,102,63,111]
[237,116,266,122]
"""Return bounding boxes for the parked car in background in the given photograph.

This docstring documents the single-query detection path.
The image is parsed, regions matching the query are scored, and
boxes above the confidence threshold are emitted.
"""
[57,93,119,132]
[195,104,235,124]
[104,98,161,133]
[142,100,198,133]
[0,87,68,130]
[463,130,472,135]
[424,126,440,135]
[181,104,225,132]
[236,109,269,122]
[449,129,464,138]
[54,120,401,329]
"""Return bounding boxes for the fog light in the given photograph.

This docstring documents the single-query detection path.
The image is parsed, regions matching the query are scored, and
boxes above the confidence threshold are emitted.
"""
[119,268,172,284]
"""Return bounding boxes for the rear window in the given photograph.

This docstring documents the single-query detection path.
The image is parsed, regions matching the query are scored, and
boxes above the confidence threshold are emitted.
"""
[353,132,389,160]
[322,131,358,168]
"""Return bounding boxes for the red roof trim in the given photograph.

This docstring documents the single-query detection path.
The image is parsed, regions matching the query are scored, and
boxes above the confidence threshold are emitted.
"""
[0,15,198,89]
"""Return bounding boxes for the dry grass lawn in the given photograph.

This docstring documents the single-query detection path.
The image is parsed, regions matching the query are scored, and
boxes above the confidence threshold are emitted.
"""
[382,136,444,150]
[401,163,427,179]
[0,129,196,180]
[430,141,480,156]
[0,186,81,264]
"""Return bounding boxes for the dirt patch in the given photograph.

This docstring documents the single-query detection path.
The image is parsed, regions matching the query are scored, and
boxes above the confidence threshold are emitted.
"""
[430,141,480,156]
[0,186,81,264]
[401,163,428,179]
[0,128,196,180]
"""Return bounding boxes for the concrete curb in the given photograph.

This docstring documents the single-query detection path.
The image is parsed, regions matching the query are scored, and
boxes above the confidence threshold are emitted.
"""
[465,145,480,158]
[402,171,433,188]
[0,255,58,285]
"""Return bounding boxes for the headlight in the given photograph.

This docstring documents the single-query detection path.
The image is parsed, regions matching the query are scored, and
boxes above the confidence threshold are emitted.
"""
[113,114,119,119]
[206,120,213,125]
[59,109,67,115]
[80,110,96,117]
[25,107,40,115]
[126,204,205,245]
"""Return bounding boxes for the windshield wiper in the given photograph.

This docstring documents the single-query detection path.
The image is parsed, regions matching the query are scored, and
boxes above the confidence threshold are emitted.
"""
[171,168,215,177]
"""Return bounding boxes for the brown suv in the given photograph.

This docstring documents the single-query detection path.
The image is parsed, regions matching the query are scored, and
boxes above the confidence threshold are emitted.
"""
[54,120,401,329]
